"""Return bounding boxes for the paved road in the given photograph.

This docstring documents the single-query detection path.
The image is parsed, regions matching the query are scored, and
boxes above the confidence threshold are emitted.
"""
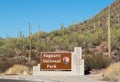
[0,75,106,82]
[0,79,31,82]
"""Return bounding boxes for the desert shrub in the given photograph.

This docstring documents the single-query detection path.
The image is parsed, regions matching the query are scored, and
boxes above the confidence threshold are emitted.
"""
[0,39,5,46]
[0,58,28,74]
[0,59,14,73]
[84,52,111,70]
[0,46,15,57]
[102,62,120,82]
[4,64,31,75]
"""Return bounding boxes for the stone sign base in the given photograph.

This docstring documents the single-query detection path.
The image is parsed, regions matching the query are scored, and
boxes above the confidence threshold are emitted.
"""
[33,47,84,76]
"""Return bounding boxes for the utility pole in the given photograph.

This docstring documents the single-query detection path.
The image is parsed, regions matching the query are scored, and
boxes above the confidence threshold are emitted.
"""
[28,22,32,62]
[108,6,111,58]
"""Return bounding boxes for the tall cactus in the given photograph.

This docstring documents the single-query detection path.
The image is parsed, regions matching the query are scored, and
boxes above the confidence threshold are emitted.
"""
[28,22,32,62]
[38,24,40,41]
[94,19,96,30]
[17,33,20,46]
[19,30,23,49]
[6,33,10,39]
[61,23,64,36]
[118,1,120,23]
[98,14,101,26]
[108,6,111,58]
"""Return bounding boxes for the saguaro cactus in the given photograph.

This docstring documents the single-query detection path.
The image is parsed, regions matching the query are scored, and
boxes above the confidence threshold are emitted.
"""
[28,22,32,62]
[94,19,96,30]
[98,14,101,26]
[118,1,120,23]
[108,6,111,58]
[38,24,40,41]
[19,30,23,48]
[61,23,64,35]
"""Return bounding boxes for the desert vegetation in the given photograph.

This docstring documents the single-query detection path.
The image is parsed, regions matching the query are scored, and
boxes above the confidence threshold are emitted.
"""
[0,0,120,77]
[102,62,120,82]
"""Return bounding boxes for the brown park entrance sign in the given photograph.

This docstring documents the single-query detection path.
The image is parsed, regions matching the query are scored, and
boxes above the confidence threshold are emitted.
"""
[33,47,84,75]
[41,52,71,71]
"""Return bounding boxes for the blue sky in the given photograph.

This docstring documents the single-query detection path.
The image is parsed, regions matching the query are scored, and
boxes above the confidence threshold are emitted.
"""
[0,0,114,38]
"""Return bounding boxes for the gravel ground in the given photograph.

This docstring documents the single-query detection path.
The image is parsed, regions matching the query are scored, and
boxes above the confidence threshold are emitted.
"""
[0,75,107,82]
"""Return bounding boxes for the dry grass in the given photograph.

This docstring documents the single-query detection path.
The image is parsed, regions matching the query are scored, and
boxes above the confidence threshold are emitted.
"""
[2,64,31,75]
[102,62,120,82]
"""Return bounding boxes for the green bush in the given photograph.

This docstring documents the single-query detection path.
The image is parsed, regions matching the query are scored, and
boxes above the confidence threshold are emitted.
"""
[84,52,111,70]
